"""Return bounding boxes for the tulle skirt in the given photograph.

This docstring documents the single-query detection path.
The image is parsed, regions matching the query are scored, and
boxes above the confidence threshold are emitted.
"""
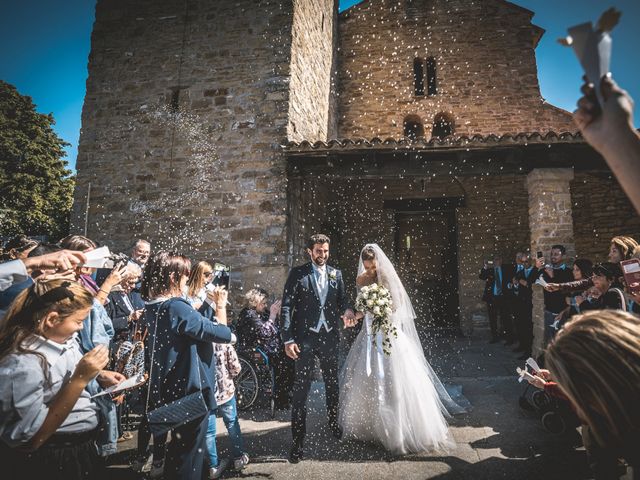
[338,319,455,455]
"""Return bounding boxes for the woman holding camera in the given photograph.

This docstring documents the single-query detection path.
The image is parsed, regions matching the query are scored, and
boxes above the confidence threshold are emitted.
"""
[59,235,126,307]
[185,261,213,310]
[141,251,233,480]
[579,263,625,311]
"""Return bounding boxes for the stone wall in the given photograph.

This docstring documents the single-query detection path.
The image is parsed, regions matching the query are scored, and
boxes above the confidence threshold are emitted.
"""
[73,0,300,299]
[287,0,338,142]
[571,172,640,261]
[337,0,576,139]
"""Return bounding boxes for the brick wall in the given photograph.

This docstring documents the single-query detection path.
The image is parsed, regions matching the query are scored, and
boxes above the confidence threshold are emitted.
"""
[337,0,576,139]
[571,172,640,262]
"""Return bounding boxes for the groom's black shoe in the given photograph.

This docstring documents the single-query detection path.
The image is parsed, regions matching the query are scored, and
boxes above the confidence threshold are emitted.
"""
[288,446,303,464]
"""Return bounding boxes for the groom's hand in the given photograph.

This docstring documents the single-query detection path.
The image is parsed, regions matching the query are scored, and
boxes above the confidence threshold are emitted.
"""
[285,342,300,360]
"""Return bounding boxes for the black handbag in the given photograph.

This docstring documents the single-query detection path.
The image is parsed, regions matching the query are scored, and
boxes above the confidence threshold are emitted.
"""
[147,390,208,437]
[145,299,210,437]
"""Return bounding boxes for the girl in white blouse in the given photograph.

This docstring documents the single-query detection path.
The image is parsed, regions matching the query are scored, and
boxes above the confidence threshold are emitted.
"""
[0,278,124,480]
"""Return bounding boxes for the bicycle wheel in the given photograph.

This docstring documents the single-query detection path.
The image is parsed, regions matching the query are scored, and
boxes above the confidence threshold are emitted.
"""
[236,356,259,410]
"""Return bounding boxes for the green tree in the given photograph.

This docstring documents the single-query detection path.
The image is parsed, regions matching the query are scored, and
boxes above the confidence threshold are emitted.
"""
[0,80,74,239]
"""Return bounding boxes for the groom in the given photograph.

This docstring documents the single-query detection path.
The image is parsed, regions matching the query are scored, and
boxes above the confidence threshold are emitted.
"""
[280,233,355,463]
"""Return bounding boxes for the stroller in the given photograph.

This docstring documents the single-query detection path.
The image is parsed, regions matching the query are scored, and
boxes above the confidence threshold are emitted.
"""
[518,356,580,435]
[519,383,580,435]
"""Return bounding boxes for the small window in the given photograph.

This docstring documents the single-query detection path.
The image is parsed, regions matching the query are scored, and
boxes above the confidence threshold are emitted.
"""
[169,88,180,112]
[432,112,454,139]
[404,114,424,140]
[413,58,425,96]
[426,56,437,96]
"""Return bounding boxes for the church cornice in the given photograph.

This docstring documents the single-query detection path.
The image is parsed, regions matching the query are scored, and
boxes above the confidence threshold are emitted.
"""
[284,131,584,154]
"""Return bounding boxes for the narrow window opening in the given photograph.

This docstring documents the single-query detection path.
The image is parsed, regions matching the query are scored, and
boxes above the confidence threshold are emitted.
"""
[426,56,437,96]
[413,58,425,96]
[170,88,180,112]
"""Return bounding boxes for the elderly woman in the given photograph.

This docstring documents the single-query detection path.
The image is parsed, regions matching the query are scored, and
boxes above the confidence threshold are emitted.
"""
[106,262,144,342]
[237,288,294,410]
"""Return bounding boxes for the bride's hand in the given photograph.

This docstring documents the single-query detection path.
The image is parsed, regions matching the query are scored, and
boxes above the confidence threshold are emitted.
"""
[342,310,357,328]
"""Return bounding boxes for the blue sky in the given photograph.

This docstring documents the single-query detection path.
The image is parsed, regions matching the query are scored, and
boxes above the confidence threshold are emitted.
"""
[1,0,638,172]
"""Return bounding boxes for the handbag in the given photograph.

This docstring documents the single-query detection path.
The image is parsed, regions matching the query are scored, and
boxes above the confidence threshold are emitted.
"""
[147,390,209,437]
[145,299,209,437]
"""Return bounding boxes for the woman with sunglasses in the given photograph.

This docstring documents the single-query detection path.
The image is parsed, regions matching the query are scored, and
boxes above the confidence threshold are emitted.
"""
[185,261,214,310]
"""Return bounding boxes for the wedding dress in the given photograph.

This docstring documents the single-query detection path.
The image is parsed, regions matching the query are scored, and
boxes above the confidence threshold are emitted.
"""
[338,244,467,455]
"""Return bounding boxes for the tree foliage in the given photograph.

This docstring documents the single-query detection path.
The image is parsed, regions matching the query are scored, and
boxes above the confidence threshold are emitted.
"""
[0,80,74,239]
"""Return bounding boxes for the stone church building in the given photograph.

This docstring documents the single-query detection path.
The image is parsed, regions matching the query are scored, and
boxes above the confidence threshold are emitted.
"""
[73,0,640,353]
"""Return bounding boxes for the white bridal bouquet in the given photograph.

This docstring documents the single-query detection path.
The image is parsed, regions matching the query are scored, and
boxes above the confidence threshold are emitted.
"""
[355,283,396,355]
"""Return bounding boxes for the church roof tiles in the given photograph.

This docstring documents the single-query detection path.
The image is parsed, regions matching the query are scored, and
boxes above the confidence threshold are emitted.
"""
[284,131,584,154]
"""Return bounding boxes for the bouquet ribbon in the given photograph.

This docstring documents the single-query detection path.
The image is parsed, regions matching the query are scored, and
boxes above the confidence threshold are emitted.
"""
[365,314,386,379]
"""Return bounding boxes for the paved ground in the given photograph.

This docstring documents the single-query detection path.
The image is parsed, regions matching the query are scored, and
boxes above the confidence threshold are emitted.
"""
[106,326,613,480]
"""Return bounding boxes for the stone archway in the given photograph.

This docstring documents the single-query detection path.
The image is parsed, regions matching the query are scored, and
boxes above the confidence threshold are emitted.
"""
[403,114,425,139]
[432,112,455,139]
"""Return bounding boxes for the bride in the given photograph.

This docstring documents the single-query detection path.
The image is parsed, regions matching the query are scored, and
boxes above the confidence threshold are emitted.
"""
[338,244,466,455]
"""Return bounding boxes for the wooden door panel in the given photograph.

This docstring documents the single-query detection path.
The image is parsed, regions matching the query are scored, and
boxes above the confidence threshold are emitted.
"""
[395,210,458,335]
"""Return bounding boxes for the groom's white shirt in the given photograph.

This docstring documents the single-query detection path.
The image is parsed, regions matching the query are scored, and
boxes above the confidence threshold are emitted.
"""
[309,263,332,334]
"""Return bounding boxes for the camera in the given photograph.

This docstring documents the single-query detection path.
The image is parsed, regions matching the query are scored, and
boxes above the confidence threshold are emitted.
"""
[536,251,544,259]
[210,263,230,290]
[104,252,130,270]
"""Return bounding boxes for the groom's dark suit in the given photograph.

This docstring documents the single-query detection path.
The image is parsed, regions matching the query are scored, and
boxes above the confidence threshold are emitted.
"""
[280,262,351,451]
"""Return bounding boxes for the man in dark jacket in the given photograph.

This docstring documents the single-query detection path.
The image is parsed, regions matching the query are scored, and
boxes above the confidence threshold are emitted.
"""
[479,255,515,343]
[280,234,354,463]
